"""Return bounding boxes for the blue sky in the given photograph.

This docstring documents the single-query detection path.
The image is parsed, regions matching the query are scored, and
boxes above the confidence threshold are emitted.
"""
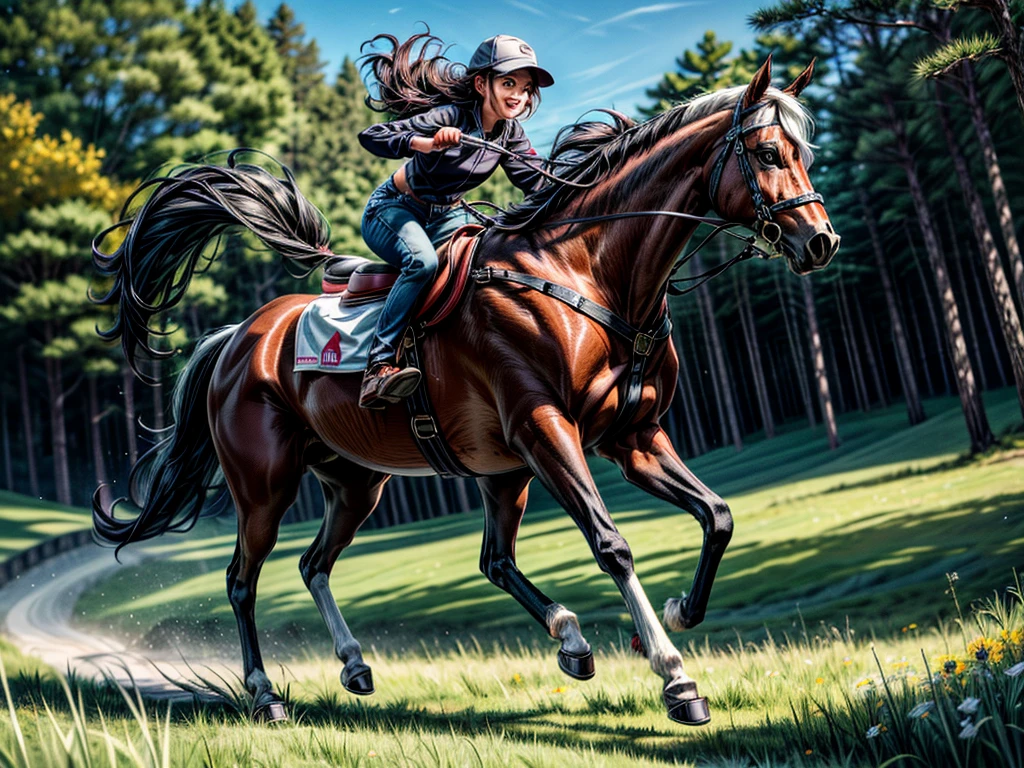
[247,0,767,149]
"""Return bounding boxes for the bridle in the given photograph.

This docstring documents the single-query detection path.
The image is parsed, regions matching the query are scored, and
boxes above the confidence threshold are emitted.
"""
[457,95,825,293]
[707,97,824,251]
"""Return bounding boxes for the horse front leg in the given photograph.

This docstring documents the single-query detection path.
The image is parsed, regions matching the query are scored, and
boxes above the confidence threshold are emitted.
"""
[477,468,594,680]
[508,404,710,725]
[598,424,733,632]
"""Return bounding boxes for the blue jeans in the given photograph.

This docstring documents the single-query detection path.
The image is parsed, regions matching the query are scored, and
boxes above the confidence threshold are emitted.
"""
[361,178,473,365]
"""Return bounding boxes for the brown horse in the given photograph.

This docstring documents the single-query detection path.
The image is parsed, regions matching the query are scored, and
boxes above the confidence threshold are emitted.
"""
[92,58,838,726]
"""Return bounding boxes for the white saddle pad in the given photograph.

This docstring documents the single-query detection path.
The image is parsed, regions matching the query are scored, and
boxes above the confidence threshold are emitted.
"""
[294,295,385,373]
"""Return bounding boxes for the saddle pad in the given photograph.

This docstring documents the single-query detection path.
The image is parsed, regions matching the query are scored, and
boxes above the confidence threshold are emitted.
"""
[294,294,385,373]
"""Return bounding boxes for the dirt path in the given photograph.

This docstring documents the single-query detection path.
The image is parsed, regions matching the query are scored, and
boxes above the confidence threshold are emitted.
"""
[0,544,234,702]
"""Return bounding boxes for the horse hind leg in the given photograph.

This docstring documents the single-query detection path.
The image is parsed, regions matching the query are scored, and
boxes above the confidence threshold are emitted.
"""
[298,458,386,696]
[217,401,305,723]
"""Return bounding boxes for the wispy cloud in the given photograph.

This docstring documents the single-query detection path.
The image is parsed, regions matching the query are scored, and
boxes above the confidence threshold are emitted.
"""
[568,53,639,81]
[506,0,547,15]
[583,2,705,35]
[563,73,664,111]
[388,6,402,12]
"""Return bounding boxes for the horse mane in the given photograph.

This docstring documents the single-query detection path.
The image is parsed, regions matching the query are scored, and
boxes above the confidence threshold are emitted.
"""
[495,85,816,232]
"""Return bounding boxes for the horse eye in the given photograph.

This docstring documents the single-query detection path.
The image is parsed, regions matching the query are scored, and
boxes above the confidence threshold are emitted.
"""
[758,149,780,167]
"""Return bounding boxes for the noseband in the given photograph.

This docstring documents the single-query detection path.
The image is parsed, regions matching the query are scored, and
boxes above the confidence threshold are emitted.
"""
[707,98,824,247]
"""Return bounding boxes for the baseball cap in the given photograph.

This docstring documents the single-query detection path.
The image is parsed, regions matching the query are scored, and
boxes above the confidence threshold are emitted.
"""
[467,35,555,87]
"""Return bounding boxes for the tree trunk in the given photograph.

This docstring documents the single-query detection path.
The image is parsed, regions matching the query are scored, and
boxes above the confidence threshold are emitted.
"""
[859,189,925,424]
[970,243,1010,388]
[836,280,868,411]
[122,366,138,466]
[961,62,1024,317]
[944,200,988,391]
[17,346,40,499]
[679,324,709,455]
[935,84,1024,419]
[736,270,775,437]
[908,230,953,396]
[776,271,816,427]
[43,324,72,506]
[826,331,847,414]
[854,295,889,407]
[890,97,994,452]
[694,253,740,449]
[1,393,12,492]
[868,314,894,404]
[89,377,112,510]
[906,283,935,397]
[982,0,1024,125]
[802,278,840,449]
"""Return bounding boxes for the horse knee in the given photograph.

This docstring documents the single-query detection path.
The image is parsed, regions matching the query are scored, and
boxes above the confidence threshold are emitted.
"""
[480,551,512,590]
[594,532,634,579]
[707,499,733,547]
[227,576,255,612]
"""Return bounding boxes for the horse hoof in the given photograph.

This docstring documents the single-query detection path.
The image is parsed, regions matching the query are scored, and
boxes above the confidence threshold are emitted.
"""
[664,680,710,726]
[557,648,595,681]
[667,696,710,726]
[253,701,289,723]
[342,663,375,696]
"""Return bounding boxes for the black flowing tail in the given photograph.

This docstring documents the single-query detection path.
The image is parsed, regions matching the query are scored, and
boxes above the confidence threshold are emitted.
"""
[92,326,236,559]
[91,149,333,380]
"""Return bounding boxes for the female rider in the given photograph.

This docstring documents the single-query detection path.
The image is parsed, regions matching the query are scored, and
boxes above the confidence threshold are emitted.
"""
[356,31,554,408]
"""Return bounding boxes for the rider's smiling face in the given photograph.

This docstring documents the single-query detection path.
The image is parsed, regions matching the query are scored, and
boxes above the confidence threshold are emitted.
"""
[475,70,535,125]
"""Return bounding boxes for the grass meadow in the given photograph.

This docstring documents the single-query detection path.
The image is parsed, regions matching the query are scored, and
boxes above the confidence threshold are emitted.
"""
[1,389,1023,766]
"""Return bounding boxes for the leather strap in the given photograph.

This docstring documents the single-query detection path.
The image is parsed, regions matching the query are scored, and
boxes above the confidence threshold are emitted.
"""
[402,328,476,478]
[470,267,672,438]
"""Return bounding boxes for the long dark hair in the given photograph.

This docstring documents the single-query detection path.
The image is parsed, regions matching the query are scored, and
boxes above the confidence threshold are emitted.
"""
[359,28,541,120]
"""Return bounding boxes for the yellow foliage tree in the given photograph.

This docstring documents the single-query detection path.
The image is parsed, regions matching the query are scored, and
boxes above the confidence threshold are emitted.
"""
[0,94,126,219]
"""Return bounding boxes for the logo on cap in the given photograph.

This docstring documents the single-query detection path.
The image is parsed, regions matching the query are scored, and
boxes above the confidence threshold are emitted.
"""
[519,43,533,55]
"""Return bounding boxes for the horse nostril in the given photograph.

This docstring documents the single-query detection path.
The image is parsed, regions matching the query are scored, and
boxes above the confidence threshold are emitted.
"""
[805,232,840,266]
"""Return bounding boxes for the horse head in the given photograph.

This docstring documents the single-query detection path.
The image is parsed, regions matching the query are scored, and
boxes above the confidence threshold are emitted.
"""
[703,56,839,275]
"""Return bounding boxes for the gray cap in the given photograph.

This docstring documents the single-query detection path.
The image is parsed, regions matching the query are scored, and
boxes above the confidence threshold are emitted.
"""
[467,35,554,87]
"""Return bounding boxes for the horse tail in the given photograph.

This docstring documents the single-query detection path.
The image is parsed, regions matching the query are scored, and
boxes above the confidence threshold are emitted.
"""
[92,325,237,559]
[91,149,332,380]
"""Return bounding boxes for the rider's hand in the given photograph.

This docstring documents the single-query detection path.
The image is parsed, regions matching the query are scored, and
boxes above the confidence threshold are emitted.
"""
[431,127,462,150]
[410,128,461,153]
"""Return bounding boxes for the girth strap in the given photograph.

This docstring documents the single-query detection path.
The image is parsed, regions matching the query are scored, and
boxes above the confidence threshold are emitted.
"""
[470,266,672,438]
[403,328,476,478]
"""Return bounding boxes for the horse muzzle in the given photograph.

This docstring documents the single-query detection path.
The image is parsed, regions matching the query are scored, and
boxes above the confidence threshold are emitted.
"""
[783,225,840,275]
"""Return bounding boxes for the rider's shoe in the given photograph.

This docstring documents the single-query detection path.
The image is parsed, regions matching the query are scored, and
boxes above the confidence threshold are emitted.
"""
[358,362,422,409]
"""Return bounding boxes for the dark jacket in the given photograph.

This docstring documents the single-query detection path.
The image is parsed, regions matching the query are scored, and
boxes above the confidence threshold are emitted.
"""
[358,103,546,206]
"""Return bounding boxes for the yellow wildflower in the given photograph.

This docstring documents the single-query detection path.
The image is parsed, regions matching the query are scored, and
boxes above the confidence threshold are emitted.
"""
[1000,628,1024,646]
[551,686,567,694]
[815,677,825,685]
[967,636,1005,663]
[935,654,966,675]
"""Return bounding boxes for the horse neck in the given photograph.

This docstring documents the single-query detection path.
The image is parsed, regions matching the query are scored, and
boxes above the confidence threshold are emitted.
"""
[557,109,731,328]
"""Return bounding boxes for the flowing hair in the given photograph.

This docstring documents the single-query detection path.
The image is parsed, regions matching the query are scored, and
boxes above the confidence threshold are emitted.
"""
[359,28,541,120]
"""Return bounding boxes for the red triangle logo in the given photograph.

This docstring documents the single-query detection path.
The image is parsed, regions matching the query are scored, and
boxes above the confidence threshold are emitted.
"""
[320,331,342,367]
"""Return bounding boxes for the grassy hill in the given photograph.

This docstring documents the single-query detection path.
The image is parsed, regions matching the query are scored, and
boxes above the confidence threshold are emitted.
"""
[73,389,1024,652]
[0,491,91,563]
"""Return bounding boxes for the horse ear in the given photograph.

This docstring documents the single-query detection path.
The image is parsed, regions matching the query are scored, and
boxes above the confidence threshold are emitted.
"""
[742,55,773,110]
[783,58,816,98]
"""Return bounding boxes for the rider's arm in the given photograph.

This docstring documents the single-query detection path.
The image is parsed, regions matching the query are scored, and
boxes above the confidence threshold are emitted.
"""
[358,105,460,159]
[500,121,546,194]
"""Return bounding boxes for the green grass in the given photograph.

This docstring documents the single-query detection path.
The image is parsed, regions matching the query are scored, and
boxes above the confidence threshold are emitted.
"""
[76,389,1024,650]
[3,389,1024,765]
[3,586,1024,766]
[0,491,90,563]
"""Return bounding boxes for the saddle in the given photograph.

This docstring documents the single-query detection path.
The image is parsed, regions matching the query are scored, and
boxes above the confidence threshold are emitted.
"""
[320,224,484,327]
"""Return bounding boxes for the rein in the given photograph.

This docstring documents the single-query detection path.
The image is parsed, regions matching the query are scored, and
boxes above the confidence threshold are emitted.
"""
[455,96,825,295]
